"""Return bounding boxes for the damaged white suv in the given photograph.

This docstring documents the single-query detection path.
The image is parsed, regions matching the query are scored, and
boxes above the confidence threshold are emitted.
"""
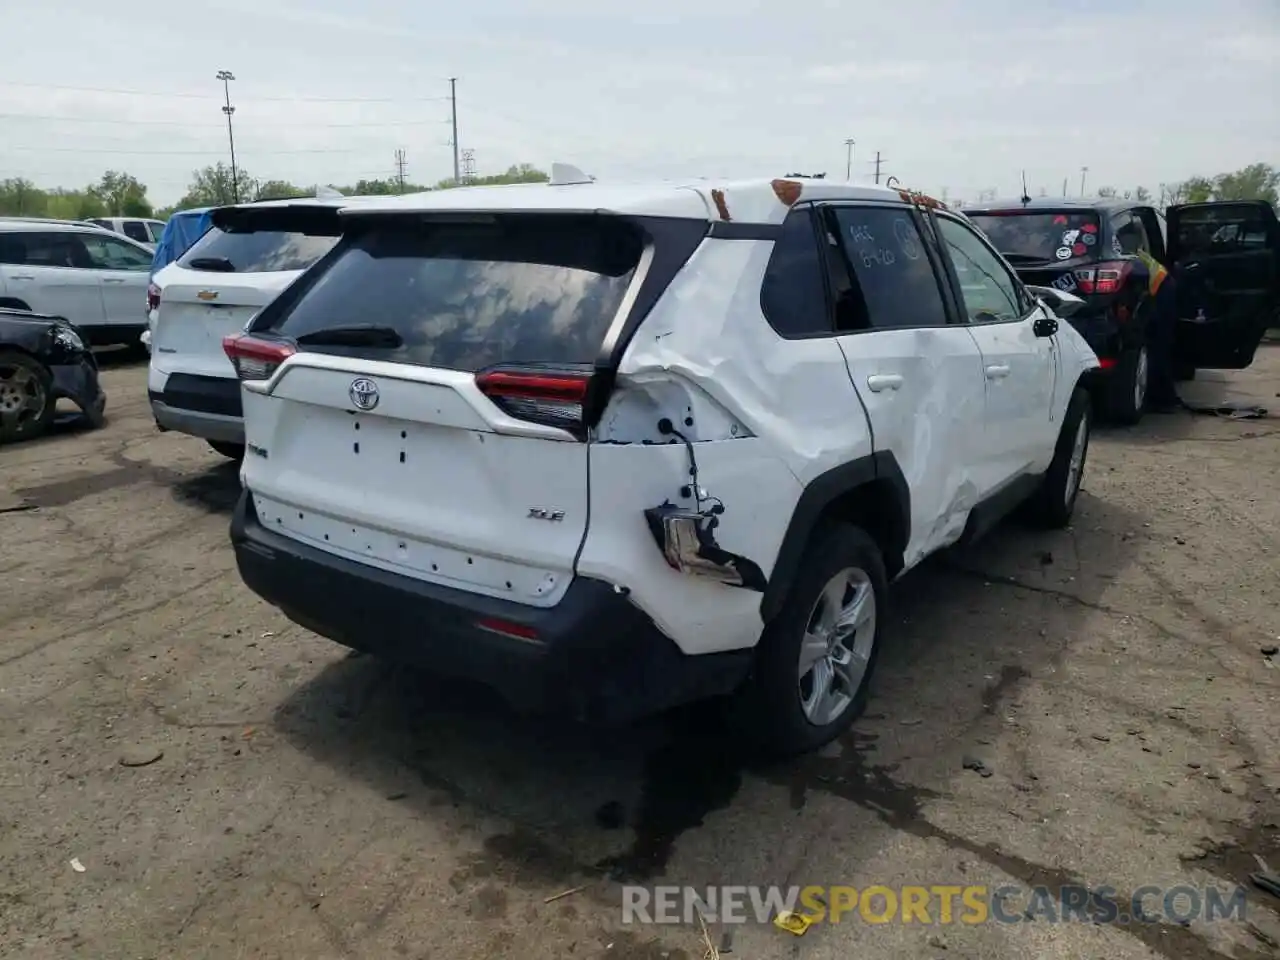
[228,170,1100,755]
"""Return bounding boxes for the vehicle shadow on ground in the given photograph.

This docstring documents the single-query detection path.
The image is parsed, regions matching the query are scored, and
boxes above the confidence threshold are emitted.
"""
[271,489,1145,899]
[170,459,241,514]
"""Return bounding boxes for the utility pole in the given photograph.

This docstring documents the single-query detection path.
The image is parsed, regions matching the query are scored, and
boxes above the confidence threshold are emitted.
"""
[1079,166,1088,198]
[449,77,460,185]
[461,148,476,184]
[871,151,886,185]
[394,149,407,193]
[844,138,855,181]
[1062,177,1068,197]
[216,70,239,203]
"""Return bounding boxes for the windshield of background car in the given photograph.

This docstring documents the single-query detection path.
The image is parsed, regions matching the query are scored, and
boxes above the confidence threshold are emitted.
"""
[966,210,1103,266]
[259,213,643,373]
[176,212,340,273]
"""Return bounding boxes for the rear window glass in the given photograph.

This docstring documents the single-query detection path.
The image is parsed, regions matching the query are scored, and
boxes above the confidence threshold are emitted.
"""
[966,210,1102,266]
[177,214,340,273]
[262,214,643,372]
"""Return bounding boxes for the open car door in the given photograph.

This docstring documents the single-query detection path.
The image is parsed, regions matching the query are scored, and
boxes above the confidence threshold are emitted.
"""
[1166,201,1280,369]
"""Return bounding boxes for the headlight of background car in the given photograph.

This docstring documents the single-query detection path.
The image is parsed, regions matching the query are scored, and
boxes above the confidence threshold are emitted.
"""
[52,324,85,353]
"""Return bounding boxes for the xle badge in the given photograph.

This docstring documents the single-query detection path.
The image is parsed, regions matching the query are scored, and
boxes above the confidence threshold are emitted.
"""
[528,508,566,522]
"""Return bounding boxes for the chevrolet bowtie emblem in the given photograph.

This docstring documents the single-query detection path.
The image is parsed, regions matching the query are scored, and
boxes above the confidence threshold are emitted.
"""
[196,290,218,301]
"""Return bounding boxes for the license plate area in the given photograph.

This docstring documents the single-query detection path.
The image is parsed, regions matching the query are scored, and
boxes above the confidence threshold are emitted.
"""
[253,491,564,603]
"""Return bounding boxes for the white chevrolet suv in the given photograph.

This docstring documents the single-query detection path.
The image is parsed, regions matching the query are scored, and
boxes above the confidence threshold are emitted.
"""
[148,197,386,459]
[228,172,1100,755]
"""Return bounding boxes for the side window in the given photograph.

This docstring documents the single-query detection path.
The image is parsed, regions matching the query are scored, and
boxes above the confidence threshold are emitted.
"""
[20,233,92,269]
[80,234,153,271]
[122,221,150,243]
[759,207,832,337]
[0,235,26,265]
[1111,211,1150,255]
[935,216,1026,323]
[148,222,166,243]
[827,206,949,330]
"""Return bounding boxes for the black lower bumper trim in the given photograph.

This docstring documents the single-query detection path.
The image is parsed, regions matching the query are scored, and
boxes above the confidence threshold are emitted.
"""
[151,373,241,417]
[230,492,751,723]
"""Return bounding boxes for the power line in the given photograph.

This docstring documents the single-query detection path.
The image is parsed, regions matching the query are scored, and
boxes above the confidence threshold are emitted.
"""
[3,145,375,155]
[0,80,451,103]
[0,112,452,129]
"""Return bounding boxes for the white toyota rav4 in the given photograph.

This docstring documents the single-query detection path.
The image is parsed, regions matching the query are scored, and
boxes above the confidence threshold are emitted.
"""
[228,172,1100,755]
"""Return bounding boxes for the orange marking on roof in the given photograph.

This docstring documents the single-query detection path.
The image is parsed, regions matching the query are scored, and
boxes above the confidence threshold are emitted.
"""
[710,188,732,221]
[771,179,803,207]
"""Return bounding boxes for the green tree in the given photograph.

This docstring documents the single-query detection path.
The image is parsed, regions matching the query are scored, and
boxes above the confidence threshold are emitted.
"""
[1182,176,1215,203]
[436,163,549,189]
[44,189,108,220]
[176,163,258,209]
[0,178,49,217]
[254,179,310,201]
[1212,162,1279,205]
[1133,186,1151,202]
[90,171,152,217]
[1096,185,1118,198]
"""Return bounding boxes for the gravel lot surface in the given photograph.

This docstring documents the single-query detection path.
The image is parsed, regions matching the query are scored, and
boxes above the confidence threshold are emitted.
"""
[2,349,1278,959]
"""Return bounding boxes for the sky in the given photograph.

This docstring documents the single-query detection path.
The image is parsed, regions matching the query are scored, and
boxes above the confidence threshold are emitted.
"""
[1,0,1277,206]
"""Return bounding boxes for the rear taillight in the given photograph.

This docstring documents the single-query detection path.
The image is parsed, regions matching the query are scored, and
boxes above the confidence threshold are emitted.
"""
[1075,260,1131,295]
[475,368,591,435]
[222,333,296,380]
[146,282,161,314]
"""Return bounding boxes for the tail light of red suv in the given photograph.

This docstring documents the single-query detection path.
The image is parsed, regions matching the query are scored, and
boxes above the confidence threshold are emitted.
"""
[1074,260,1132,295]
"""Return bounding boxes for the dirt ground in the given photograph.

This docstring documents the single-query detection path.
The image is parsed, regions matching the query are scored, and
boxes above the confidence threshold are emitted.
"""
[2,348,1278,960]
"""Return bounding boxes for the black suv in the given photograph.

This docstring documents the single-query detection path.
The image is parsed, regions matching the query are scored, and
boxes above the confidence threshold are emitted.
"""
[964,198,1279,423]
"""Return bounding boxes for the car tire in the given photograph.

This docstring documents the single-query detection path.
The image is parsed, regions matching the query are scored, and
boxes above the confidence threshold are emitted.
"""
[0,349,56,444]
[1106,345,1147,425]
[736,524,887,758]
[1024,386,1091,529]
[207,440,245,461]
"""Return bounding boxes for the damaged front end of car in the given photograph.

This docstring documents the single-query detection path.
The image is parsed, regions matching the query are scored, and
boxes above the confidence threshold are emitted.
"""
[0,308,107,433]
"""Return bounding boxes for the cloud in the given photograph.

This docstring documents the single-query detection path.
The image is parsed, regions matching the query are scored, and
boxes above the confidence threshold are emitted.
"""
[0,0,1276,204]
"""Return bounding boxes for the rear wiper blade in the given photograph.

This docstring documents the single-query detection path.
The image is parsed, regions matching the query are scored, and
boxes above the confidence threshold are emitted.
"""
[295,324,404,348]
[187,256,236,272]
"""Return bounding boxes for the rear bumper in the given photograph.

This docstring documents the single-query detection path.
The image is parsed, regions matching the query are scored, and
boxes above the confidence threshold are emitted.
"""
[149,373,243,443]
[230,491,752,723]
[151,400,243,443]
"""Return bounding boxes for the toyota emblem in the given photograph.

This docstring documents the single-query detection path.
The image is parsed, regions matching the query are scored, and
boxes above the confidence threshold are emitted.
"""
[349,378,380,411]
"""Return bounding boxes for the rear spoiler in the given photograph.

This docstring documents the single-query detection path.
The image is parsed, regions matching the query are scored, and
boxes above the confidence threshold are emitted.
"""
[210,203,347,234]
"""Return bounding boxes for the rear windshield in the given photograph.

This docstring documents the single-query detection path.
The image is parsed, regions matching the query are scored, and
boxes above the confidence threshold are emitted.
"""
[261,214,644,372]
[966,210,1103,266]
[177,211,340,273]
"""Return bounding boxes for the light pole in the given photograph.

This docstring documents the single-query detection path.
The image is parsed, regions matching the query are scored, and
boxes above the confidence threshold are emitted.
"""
[1079,165,1088,198]
[844,138,856,181]
[216,70,239,203]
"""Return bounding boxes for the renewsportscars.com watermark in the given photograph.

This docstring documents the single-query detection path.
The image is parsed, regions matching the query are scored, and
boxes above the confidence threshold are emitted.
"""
[622,884,1250,926]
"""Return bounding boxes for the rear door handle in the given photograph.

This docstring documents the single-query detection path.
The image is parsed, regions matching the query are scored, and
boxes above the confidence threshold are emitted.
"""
[866,374,904,392]
[103,278,127,284]
[985,364,1011,379]
[10,274,34,281]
